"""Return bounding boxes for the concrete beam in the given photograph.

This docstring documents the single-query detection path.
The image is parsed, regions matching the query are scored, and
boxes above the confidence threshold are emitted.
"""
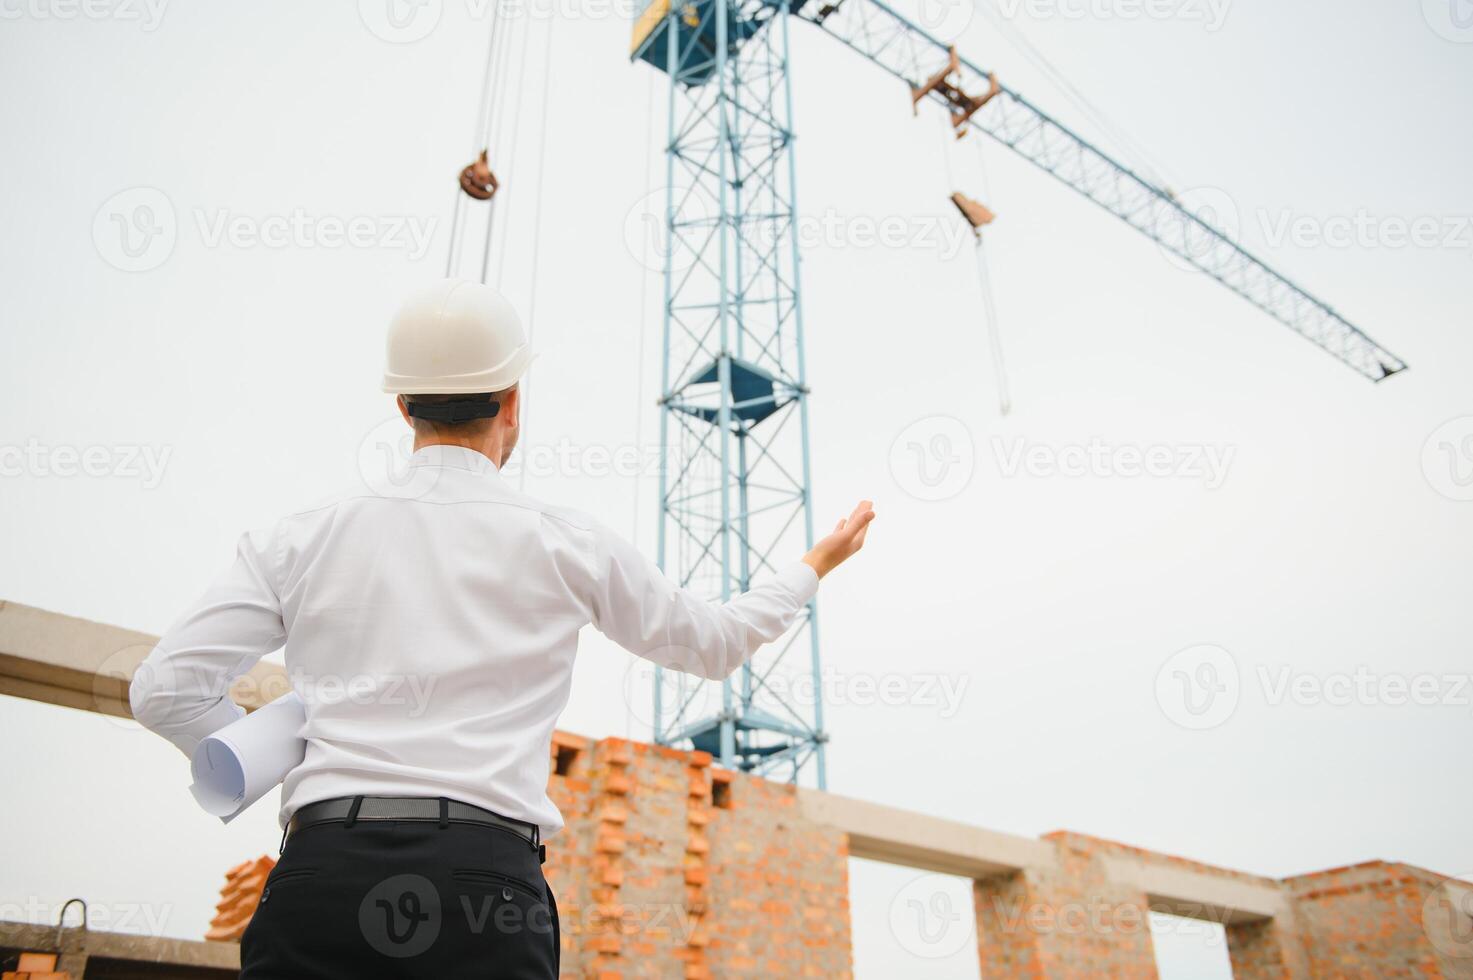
[798,787,1057,878]
[0,920,239,974]
[2,597,1296,931]
[0,599,286,717]
[1101,855,1286,925]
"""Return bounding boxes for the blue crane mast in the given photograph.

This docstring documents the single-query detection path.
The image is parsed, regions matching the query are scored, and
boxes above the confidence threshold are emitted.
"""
[628,0,1407,787]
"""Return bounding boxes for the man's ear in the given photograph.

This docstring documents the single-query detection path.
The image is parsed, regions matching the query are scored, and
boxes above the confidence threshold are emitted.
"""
[501,386,520,428]
[396,395,412,427]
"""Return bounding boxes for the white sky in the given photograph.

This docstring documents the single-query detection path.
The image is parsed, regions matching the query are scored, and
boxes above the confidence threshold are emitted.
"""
[2,1,1471,977]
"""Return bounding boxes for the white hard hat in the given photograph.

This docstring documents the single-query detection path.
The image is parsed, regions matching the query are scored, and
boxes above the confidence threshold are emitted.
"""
[382,278,532,395]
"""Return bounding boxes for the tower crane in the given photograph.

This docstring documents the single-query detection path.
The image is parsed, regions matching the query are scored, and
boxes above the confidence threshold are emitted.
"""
[626,0,1408,786]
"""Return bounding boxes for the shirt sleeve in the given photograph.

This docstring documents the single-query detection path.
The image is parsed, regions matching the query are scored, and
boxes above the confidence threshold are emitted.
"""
[129,529,287,758]
[584,523,820,680]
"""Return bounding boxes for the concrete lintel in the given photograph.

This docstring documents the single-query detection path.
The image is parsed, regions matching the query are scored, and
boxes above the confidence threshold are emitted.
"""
[798,788,1057,879]
[0,599,286,717]
[0,921,240,972]
[1102,855,1285,925]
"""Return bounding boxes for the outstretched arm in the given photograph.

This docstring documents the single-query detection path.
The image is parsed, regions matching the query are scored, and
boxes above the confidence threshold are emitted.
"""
[586,500,875,680]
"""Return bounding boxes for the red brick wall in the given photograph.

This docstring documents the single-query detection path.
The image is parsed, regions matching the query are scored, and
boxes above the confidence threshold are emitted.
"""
[1281,862,1470,979]
[211,736,1464,980]
[544,734,852,978]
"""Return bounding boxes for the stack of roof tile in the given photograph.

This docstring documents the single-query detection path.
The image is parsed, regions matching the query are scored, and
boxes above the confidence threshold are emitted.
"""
[205,855,275,943]
[2,950,67,979]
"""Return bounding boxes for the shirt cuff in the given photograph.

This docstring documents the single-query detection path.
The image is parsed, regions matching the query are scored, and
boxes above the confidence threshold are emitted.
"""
[777,561,820,605]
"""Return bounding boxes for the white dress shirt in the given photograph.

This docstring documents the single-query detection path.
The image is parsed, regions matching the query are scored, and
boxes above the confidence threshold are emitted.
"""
[130,444,820,835]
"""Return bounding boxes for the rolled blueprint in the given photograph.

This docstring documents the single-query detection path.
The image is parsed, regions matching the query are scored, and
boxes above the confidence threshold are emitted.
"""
[190,692,307,823]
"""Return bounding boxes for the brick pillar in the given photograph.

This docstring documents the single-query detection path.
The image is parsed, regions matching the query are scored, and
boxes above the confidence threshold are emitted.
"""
[974,871,1047,979]
[974,834,1158,980]
[584,737,633,977]
[1226,918,1309,980]
[680,752,716,980]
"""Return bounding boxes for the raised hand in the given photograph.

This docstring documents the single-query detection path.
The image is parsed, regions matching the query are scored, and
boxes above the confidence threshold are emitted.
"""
[801,500,876,579]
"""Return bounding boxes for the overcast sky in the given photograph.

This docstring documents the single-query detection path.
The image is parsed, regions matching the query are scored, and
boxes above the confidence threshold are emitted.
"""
[2,1,1471,977]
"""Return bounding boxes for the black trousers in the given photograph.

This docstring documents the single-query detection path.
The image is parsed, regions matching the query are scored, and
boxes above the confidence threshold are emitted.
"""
[240,813,559,979]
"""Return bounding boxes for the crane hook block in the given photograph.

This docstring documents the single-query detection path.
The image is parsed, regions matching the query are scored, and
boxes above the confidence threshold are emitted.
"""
[912,47,1000,136]
[950,192,996,233]
[459,150,500,201]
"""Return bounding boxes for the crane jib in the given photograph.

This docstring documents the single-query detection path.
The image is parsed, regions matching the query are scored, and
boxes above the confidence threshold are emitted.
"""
[799,0,1407,382]
[634,0,1407,382]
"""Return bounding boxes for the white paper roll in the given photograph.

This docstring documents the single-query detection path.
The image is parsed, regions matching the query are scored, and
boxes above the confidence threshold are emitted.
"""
[190,692,307,823]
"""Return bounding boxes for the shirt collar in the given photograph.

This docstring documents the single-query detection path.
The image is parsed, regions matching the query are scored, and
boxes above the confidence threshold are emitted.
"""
[408,444,502,477]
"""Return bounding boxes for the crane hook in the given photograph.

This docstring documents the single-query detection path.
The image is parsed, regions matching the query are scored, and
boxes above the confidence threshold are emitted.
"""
[458,150,500,201]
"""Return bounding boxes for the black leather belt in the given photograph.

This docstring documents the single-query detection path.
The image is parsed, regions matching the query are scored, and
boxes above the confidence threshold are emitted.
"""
[285,796,540,852]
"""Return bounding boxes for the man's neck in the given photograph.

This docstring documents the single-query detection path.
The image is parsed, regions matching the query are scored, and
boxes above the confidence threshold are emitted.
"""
[414,438,503,467]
